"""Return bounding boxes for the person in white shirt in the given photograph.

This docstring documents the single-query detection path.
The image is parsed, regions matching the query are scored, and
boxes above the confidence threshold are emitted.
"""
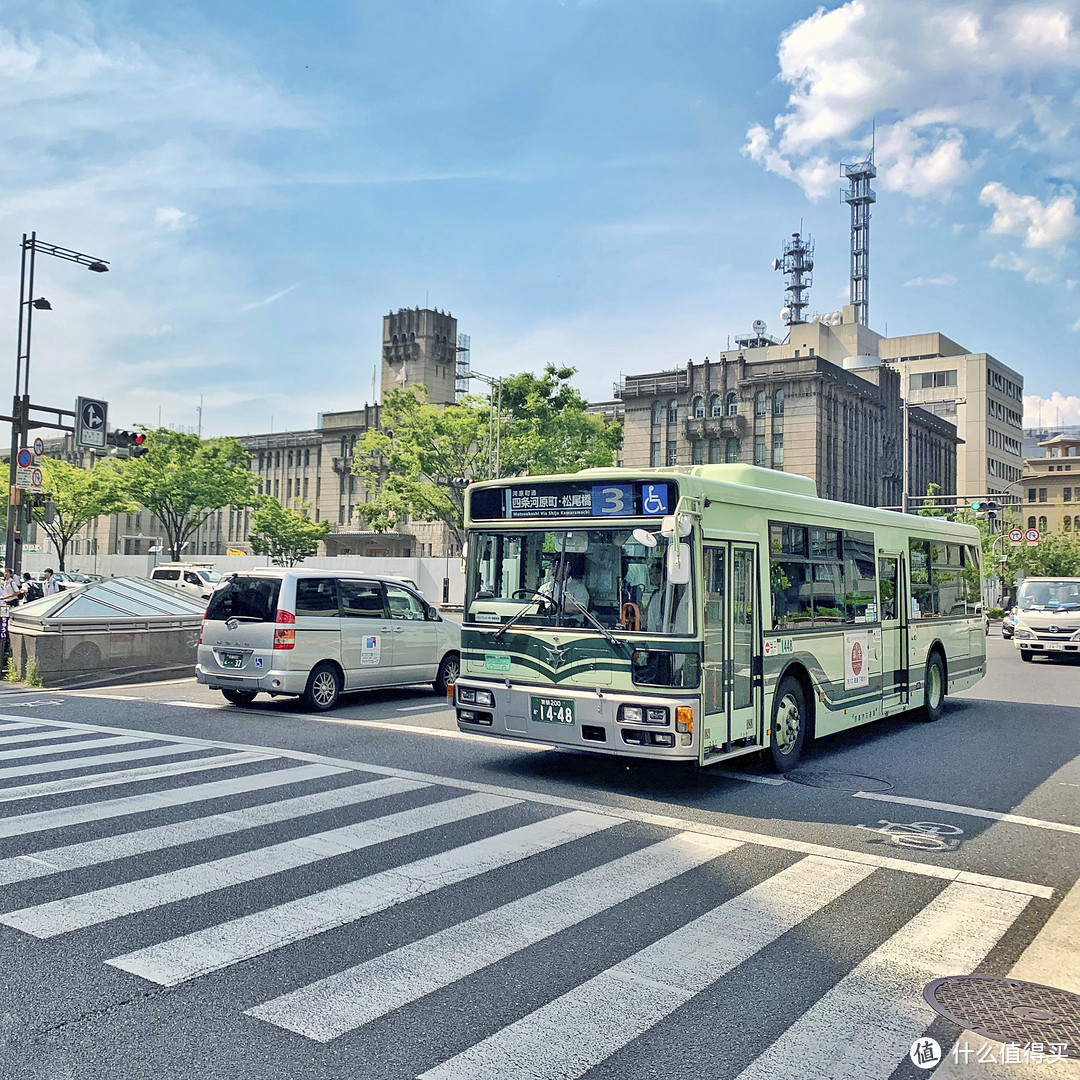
[42,568,60,596]
[539,555,590,621]
[1,569,22,607]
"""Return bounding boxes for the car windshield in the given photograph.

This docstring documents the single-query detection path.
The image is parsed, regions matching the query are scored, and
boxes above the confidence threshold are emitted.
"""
[467,528,693,634]
[198,569,224,583]
[1016,579,1080,610]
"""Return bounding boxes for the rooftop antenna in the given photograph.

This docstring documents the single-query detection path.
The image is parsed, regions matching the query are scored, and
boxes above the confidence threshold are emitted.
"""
[773,231,814,327]
[842,133,877,326]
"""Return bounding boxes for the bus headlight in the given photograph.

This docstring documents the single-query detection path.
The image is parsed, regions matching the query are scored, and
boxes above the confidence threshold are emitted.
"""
[618,705,669,725]
[457,687,495,707]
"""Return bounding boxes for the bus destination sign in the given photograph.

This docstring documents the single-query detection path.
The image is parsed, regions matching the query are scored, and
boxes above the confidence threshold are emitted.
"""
[470,481,673,520]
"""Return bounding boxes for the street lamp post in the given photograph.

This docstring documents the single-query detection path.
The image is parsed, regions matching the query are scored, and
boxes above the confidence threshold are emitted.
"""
[5,232,109,574]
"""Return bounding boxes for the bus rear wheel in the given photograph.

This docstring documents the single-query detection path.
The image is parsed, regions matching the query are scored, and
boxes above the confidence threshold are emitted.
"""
[769,675,806,772]
[921,652,946,722]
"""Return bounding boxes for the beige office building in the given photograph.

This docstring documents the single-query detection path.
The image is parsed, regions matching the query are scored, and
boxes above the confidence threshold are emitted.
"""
[1021,435,1080,537]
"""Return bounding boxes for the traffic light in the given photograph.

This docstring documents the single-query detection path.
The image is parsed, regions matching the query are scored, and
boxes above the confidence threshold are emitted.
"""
[110,429,148,457]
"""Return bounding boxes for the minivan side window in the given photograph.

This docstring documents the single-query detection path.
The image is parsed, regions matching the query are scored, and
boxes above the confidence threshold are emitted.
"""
[295,578,339,617]
[184,573,202,586]
[386,584,425,620]
[155,569,181,581]
[339,580,385,618]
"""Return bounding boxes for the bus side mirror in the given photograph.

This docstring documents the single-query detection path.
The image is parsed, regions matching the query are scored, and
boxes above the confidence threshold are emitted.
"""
[667,542,691,585]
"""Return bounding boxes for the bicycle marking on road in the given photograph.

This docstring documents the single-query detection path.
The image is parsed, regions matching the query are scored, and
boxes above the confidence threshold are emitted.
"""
[853,790,1080,836]
[856,820,965,852]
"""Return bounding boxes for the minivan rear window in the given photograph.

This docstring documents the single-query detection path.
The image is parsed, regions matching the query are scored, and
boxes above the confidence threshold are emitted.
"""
[205,577,281,622]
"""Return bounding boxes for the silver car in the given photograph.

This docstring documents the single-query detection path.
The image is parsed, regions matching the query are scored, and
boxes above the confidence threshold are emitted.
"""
[195,569,460,710]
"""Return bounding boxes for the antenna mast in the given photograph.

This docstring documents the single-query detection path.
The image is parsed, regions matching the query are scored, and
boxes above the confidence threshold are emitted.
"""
[773,231,815,328]
[842,144,877,326]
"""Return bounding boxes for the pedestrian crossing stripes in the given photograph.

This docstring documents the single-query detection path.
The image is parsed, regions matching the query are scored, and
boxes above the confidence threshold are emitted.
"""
[0,716,1055,1079]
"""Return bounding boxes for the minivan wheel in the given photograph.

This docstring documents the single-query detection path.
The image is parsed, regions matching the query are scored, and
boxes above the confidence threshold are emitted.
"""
[434,652,460,696]
[303,663,342,711]
[221,689,257,706]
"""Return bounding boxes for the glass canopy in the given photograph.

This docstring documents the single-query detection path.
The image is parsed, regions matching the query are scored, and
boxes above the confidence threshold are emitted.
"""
[12,576,206,622]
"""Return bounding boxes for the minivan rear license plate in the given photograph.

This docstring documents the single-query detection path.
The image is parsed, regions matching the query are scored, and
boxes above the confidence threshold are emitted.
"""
[530,696,574,725]
[220,652,244,668]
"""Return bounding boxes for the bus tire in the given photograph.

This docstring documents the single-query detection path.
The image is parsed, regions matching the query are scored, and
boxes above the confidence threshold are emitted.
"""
[769,675,806,772]
[434,652,459,696]
[1019,649,1032,662]
[921,651,946,722]
[303,662,342,712]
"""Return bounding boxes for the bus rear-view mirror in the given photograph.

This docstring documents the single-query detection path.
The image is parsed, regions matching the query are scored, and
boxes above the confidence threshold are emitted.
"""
[667,541,691,585]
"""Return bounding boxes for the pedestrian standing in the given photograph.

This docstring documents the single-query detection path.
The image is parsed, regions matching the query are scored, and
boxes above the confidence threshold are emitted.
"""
[42,568,60,596]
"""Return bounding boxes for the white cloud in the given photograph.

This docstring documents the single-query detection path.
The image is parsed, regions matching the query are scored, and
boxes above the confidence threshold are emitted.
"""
[903,274,957,287]
[241,283,301,312]
[746,1,1080,200]
[979,182,1078,254]
[1025,392,1080,426]
[989,251,1056,283]
[1068,279,1079,290]
[155,207,193,232]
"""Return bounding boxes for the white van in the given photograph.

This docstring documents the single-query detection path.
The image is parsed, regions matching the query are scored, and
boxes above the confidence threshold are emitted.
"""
[195,569,460,710]
[150,563,223,601]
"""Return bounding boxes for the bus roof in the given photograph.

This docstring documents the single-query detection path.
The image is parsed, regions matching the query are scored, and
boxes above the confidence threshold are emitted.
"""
[467,464,982,542]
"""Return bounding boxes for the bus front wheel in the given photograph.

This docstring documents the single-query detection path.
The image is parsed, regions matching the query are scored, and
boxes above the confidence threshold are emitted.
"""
[921,652,946,722]
[769,676,806,772]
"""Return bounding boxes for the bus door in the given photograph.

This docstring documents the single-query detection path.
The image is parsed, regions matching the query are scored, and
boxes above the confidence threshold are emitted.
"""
[701,542,761,761]
[878,552,908,713]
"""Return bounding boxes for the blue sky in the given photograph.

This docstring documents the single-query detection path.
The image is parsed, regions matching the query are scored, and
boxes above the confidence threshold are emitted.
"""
[1,0,1078,439]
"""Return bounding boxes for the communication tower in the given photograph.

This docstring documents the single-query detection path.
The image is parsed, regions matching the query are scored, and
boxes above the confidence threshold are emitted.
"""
[772,232,815,328]
[842,150,876,326]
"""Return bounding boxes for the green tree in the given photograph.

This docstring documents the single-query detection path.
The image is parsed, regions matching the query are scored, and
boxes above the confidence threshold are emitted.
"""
[498,365,622,476]
[249,497,331,566]
[356,388,491,549]
[1006,531,1080,578]
[30,457,132,570]
[118,428,259,562]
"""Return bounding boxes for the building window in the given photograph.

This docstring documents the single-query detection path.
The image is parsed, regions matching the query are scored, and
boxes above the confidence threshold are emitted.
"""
[666,443,678,466]
[1038,515,1048,531]
[754,435,767,466]
[1065,516,1073,532]
[692,441,704,464]
[1065,488,1072,502]
[650,441,661,467]
[652,401,663,425]
[287,451,293,468]
[773,433,784,466]
[339,505,346,524]
[341,436,348,457]
[1039,488,1048,503]
[708,439,722,464]
[339,474,346,494]
[774,389,785,416]
[692,396,705,419]
[726,438,740,463]
[275,451,280,467]
[1028,487,1037,503]
[910,370,958,389]
[1028,516,1036,530]
[667,400,678,425]
[755,390,767,418]
[274,479,279,497]
[726,392,739,416]
[710,394,722,418]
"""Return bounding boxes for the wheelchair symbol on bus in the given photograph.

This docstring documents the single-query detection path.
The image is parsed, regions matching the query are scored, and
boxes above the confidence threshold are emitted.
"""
[642,485,668,515]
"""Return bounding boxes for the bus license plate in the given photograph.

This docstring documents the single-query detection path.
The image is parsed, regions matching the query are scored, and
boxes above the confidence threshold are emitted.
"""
[220,652,244,668]
[530,696,575,725]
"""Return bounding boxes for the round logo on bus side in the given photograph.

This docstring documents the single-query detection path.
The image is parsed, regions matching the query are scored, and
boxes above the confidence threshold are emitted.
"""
[850,640,863,676]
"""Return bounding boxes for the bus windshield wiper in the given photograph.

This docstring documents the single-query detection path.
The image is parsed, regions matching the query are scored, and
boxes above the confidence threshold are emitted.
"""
[492,590,548,639]
[562,592,631,656]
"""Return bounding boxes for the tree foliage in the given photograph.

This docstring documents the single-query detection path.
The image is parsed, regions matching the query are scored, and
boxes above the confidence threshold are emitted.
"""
[31,457,132,570]
[249,497,330,566]
[117,428,259,562]
[1006,531,1080,579]
[354,368,621,547]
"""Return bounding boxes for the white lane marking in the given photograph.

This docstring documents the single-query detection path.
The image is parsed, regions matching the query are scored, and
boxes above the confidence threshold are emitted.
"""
[0,729,95,746]
[420,855,874,1080]
[249,831,743,1041]
[0,735,146,762]
[293,714,554,751]
[4,792,516,938]
[853,790,1080,836]
[714,770,788,786]
[47,694,140,702]
[0,743,206,782]
[0,763,344,839]
[161,701,226,710]
[108,809,622,986]
[732,882,1031,1080]
[0,722,47,732]
[0,776,430,885]
[0,752,272,805]
[0,715,1053,898]
[396,702,447,712]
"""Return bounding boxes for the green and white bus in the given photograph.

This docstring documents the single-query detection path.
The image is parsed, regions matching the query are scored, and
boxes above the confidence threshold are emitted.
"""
[455,465,985,770]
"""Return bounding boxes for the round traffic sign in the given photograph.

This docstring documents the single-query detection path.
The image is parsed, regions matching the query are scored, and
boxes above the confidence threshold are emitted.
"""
[31,468,42,488]
[33,437,43,456]
[1026,528,1041,542]
[1008,529,1023,542]
[16,448,32,468]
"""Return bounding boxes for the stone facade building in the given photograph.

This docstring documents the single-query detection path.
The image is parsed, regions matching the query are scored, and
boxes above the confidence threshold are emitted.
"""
[1022,435,1080,537]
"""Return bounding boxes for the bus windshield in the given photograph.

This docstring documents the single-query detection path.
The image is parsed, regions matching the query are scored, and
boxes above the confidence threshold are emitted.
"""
[1016,579,1080,611]
[468,527,693,635]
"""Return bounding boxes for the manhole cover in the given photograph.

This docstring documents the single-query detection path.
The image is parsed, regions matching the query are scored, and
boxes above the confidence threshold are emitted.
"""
[924,976,1080,1055]
[782,770,893,792]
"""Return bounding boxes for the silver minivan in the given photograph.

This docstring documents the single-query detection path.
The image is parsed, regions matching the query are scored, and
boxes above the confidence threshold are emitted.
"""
[195,569,460,710]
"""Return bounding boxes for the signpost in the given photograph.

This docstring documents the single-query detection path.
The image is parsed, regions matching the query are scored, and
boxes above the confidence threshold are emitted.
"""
[1026,528,1041,543]
[75,396,108,449]
[1008,528,1023,543]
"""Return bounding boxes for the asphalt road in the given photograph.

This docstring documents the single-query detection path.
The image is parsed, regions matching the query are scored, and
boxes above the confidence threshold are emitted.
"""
[0,630,1077,1080]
